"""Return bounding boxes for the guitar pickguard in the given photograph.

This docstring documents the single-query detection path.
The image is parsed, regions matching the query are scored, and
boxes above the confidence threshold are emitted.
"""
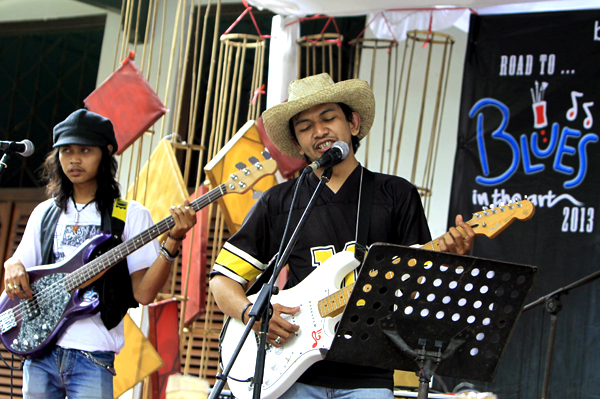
[11,274,71,353]
[219,251,361,399]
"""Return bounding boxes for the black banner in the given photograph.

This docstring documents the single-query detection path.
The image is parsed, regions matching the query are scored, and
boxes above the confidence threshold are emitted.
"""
[448,10,600,398]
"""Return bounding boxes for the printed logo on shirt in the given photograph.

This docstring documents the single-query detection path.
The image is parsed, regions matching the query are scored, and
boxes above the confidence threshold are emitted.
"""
[310,242,357,267]
[310,242,358,287]
[55,224,101,262]
[309,246,335,268]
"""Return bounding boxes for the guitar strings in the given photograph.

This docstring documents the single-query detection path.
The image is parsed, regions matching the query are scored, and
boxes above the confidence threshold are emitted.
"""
[1,188,228,334]
[2,222,168,327]
[0,189,226,332]
[4,197,510,339]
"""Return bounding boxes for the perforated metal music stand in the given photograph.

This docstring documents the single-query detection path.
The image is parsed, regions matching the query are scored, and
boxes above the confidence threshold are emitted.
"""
[325,243,537,398]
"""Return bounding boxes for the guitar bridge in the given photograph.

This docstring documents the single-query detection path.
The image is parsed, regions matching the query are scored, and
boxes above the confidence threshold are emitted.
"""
[0,309,17,334]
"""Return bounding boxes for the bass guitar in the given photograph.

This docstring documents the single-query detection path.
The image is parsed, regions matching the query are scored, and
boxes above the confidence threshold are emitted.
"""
[0,156,277,358]
[219,200,535,399]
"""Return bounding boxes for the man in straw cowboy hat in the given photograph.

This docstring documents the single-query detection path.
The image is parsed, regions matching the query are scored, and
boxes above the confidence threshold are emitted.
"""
[210,73,474,398]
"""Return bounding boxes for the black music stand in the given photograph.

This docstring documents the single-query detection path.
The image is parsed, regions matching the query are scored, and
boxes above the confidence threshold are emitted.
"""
[325,243,537,398]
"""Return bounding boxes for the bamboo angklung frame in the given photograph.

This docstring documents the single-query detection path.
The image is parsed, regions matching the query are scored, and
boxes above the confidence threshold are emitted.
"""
[297,33,344,82]
[349,38,397,170]
[349,31,454,217]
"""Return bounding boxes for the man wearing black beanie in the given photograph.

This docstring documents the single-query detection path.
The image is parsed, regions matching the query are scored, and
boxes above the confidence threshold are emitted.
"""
[3,109,196,399]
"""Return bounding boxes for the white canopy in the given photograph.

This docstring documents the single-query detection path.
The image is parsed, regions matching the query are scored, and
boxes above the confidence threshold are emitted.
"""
[247,0,599,18]
[248,0,600,40]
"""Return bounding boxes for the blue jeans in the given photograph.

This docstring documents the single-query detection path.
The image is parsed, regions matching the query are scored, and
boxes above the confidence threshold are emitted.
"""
[23,346,115,399]
[279,381,394,399]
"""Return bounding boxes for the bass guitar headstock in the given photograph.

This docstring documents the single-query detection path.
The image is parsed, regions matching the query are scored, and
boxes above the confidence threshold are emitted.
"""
[223,151,278,195]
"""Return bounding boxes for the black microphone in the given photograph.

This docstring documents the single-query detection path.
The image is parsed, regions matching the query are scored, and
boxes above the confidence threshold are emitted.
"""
[304,141,350,172]
[0,140,35,157]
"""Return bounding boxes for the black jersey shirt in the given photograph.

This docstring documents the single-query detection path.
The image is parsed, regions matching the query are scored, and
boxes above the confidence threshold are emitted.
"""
[212,164,431,390]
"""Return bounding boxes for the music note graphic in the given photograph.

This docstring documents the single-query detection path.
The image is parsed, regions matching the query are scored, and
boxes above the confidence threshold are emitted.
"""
[582,102,594,129]
[566,91,584,121]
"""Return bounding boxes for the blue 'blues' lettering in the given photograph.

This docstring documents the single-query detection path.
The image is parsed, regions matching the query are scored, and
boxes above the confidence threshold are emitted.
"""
[554,127,581,175]
[471,99,520,186]
[470,98,598,189]
[520,134,544,174]
[564,133,599,188]
[531,123,559,158]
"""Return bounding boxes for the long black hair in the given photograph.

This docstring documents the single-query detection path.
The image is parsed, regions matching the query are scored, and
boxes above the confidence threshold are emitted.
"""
[40,146,121,214]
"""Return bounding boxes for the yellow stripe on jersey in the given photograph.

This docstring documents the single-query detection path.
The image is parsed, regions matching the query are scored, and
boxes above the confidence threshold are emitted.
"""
[214,243,265,283]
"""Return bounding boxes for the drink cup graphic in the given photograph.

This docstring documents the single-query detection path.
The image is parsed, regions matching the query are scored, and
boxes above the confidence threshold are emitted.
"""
[532,101,548,129]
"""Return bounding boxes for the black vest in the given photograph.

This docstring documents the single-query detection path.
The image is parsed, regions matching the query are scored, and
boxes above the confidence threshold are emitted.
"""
[40,199,139,330]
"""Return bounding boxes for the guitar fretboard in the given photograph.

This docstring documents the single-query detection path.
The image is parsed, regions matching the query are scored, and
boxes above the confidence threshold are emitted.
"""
[64,184,226,291]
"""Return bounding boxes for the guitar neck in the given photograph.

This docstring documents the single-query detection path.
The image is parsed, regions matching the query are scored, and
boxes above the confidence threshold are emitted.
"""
[317,200,535,318]
[64,184,227,291]
[317,233,451,318]
[419,226,470,252]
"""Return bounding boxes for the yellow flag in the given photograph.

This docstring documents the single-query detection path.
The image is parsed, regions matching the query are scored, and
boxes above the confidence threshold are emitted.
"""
[113,314,163,398]
[126,140,188,236]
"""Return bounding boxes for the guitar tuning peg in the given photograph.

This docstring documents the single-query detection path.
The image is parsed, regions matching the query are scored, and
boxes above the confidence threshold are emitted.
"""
[482,206,489,211]
[235,162,247,170]
[248,156,260,165]
[499,202,504,207]
[262,150,272,160]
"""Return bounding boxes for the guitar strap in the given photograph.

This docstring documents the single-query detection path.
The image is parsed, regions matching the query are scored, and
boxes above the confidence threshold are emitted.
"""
[354,167,374,264]
[95,198,139,330]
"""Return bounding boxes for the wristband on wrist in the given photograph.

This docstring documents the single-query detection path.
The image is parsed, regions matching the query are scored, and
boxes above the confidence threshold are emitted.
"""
[161,241,180,260]
[241,303,252,324]
[159,252,173,263]
[167,231,186,241]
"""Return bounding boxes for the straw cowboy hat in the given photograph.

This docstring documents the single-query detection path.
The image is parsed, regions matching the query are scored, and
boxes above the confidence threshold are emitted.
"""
[262,73,375,160]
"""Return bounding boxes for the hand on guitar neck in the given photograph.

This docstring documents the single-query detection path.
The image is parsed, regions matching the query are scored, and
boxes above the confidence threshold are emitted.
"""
[436,214,476,255]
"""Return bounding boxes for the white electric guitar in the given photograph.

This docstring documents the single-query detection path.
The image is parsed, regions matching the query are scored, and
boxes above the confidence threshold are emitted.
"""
[218,200,535,399]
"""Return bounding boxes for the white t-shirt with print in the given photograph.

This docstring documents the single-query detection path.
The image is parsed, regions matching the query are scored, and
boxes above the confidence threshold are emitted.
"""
[13,198,159,353]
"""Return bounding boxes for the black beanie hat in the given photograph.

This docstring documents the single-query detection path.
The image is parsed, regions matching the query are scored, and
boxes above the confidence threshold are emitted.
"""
[53,109,118,155]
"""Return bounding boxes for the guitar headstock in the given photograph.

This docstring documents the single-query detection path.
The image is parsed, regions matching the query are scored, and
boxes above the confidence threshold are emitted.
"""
[467,199,535,239]
[223,153,278,195]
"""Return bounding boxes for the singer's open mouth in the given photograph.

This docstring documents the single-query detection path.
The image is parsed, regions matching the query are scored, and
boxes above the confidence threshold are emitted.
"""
[315,140,335,152]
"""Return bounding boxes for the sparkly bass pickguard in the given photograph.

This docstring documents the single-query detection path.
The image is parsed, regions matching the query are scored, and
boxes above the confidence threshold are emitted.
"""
[11,274,71,352]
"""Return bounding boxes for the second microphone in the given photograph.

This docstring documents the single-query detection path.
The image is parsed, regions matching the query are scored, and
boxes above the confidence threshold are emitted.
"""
[304,141,350,173]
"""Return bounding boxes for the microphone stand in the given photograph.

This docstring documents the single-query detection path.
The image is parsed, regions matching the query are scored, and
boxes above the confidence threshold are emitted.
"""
[210,166,334,399]
[522,269,600,399]
[0,151,11,179]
